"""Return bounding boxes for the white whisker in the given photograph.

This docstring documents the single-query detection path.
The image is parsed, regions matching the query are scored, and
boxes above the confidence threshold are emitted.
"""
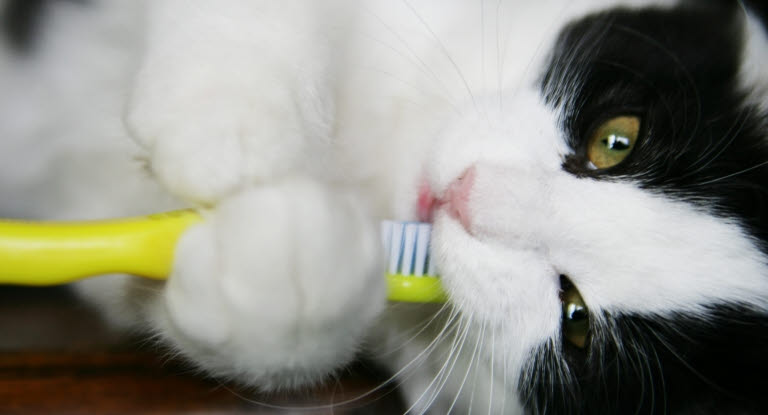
[495,0,503,109]
[692,159,768,187]
[500,320,508,414]
[481,0,486,94]
[467,321,488,415]
[363,7,461,111]
[446,316,484,413]
[401,0,479,114]
[420,317,472,413]
[375,303,455,357]
[488,325,495,415]
[682,109,748,178]
[215,307,462,413]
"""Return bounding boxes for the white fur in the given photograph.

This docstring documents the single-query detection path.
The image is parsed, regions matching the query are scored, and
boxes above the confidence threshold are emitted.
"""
[740,9,768,114]
[0,0,765,412]
[153,178,385,388]
[126,0,344,204]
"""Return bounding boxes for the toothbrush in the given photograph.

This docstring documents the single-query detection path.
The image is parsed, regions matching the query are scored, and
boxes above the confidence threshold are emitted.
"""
[381,220,446,303]
[0,210,447,303]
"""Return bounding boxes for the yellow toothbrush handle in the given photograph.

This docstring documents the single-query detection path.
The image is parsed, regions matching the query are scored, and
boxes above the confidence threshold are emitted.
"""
[0,210,203,285]
[0,210,447,303]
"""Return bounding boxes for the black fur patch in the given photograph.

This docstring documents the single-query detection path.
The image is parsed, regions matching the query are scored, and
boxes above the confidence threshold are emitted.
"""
[525,2,768,413]
[547,2,768,249]
[520,305,768,414]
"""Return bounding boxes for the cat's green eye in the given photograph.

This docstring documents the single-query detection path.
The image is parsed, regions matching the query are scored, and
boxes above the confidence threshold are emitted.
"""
[586,115,640,170]
[560,278,590,349]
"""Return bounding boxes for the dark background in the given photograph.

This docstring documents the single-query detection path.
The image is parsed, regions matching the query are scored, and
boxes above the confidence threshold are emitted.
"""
[0,285,405,414]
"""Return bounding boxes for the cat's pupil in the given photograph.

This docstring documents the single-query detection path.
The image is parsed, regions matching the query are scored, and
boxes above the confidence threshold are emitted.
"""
[566,303,587,321]
[601,134,631,151]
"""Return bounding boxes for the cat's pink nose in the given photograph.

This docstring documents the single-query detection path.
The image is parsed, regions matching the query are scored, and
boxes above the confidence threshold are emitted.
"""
[444,166,476,231]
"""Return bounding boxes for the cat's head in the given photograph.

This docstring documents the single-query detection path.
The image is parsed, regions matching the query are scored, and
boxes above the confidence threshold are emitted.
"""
[422,1,768,412]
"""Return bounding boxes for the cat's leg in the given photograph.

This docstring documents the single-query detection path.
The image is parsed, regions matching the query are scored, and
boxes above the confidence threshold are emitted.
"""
[121,0,384,388]
[147,177,386,388]
[126,0,345,204]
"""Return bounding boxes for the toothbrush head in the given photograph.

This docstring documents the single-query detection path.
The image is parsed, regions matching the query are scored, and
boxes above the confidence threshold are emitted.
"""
[381,220,447,303]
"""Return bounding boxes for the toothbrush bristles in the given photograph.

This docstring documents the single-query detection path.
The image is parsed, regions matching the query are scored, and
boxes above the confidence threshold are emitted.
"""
[381,220,437,277]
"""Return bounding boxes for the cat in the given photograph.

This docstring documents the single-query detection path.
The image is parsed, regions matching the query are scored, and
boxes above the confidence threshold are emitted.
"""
[1,0,767,413]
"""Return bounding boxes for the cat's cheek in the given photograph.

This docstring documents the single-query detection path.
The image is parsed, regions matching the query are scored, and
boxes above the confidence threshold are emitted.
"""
[432,213,562,347]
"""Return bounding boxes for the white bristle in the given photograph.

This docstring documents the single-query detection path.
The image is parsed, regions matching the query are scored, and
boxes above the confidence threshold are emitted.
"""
[381,220,437,276]
[401,224,418,274]
[414,223,431,276]
[387,221,405,274]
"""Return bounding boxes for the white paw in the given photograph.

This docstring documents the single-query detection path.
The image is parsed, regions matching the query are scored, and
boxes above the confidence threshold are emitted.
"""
[127,90,308,204]
[154,178,386,389]
[125,0,336,205]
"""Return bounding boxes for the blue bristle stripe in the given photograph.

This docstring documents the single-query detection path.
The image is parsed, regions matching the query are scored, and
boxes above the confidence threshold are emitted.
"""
[381,220,436,276]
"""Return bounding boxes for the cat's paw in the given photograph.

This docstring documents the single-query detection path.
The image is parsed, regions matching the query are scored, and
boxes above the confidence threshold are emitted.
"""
[125,18,334,205]
[152,178,385,389]
[127,89,311,204]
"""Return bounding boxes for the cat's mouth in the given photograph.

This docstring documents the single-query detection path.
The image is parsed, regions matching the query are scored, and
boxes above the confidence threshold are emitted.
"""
[417,167,476,232]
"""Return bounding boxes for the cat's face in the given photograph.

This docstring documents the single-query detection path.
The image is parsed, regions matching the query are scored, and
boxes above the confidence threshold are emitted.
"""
[420,2,768,412]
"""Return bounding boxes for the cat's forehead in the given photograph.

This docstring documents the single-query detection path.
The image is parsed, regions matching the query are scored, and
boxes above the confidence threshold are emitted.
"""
[494,0,680,87]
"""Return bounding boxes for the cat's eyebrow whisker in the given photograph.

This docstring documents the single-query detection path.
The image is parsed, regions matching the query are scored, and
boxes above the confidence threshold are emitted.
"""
[691,159,768,187]
[547,341,564,409]
[544,14,614,114]
[680,109,749,180]
[647,333,668,411]
[362,7,462,112]
[507,2,572,110]
[495,0,503,109]
[639,344,657,414]
[621,326,651,414]
[555,339,575,412]
[613,24,703,135]
[692,109,748,169]
[401,0,480,117]
[643,321,731,397]
[480,0,486,95]
[355,64,462,115]
[547,342,558,413]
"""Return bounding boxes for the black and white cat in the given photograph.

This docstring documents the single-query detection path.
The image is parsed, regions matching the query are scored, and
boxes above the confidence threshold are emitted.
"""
[2,0,767,413]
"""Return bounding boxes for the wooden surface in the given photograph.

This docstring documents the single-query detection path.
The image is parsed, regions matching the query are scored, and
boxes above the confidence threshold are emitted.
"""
[0,286,405,414]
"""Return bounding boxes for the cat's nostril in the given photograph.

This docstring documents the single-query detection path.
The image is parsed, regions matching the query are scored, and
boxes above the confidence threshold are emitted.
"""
[444,166,476,231]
